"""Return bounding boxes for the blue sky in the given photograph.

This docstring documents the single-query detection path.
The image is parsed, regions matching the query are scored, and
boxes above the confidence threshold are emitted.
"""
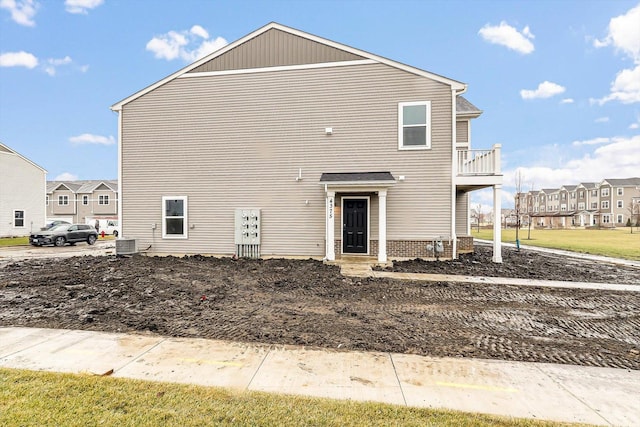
[1,0,639,209]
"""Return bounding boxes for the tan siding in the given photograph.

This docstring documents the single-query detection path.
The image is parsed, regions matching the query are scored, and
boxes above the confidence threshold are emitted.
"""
[190,29,365,74]
[456,120,468,143]
[122,63,453,255]
[455,192,469,235]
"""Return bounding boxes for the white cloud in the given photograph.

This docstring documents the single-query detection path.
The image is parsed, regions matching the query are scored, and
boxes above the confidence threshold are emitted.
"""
[592,64,640,105]
[594,116,609,123]
[593,4,640,62]
[0,0,38,26]
[630,123,639,129]
[44,55,72,76]
[64,0,103,14]
[146,25,228,62]
[55,172,78,181]
[571,136,612,146]
[592,4,640,105]
[520,81,566,100]
[560,98,574,104]
[0,51,38,68]
[478,21,535,54]
[69,133,115,145]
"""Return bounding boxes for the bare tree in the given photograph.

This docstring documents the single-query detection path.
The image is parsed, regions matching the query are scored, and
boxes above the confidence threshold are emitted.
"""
[628,199,640,233]
[514,169,524,250]
[476,203,482,232]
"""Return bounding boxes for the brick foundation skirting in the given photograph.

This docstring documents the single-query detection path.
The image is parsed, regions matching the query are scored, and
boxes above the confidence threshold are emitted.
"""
[334,237,474,259]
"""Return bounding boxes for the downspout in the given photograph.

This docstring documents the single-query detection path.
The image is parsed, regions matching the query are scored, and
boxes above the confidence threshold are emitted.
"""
[451,85,467,259]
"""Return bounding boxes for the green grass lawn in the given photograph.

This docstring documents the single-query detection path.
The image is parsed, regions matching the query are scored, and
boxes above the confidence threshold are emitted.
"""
[0,236,28,246]
[0,368,576,427]
[472,227,640,261]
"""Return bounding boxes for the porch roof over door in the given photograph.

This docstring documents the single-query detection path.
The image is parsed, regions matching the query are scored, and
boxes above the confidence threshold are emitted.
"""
[319,172,396,191]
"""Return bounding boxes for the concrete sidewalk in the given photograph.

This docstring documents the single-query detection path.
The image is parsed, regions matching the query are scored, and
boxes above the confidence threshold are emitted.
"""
[1,327,638,426]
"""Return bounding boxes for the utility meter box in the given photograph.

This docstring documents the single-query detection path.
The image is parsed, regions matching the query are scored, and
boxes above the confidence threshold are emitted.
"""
[234,208,261,245]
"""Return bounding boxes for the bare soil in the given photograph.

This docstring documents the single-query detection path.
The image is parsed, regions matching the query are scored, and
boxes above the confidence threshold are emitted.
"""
[1,247,639,370]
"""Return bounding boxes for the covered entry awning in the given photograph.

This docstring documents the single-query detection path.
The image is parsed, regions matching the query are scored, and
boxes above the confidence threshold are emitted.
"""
[320,172,396,263]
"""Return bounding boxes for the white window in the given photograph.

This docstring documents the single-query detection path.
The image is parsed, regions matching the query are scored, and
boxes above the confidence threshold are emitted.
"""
[601,201,609,209]
[617,188,623,196]
[617,214,623,223]
[592,190,598,196]
[617,200,623,208]
[601,188,610,197]
[13,210,24,227]
[561,206,566,211]
[398,101,431,150]
[541,206,545,212]
[591,202,598,209]
[99,195,109,205]
[82,195,89,205]
[162,196,188,239]
[58,195,69,206]
[46,196,49,206]
[579,191,584,198]
[602,214,610,224]
[578,202,585,210]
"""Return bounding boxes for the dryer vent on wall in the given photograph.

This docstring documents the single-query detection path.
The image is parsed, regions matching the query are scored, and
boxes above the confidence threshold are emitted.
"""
[235,208,261,258]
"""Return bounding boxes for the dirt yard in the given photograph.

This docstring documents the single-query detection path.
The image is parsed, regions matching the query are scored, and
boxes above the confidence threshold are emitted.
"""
[1,246,639,370]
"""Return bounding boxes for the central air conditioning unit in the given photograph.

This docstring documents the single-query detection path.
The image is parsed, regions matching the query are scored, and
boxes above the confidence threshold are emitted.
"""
[234,208,261,258]
[116,239,137,255]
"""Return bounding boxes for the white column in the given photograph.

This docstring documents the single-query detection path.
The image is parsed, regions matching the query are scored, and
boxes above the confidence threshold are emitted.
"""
[326,191,335,261]
[378,189,387,263]
[493,184,503,263]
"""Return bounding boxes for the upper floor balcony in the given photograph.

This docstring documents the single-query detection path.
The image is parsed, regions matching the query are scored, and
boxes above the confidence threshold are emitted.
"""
[456,143,503,191]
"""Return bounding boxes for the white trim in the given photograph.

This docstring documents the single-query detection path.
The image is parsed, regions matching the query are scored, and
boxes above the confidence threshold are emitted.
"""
[117,110,122,237]
[398,101,431,150]
[82,195,89,205]
[162,196,188,239]
[0,142,47,173]
[451,89,457,259]
[111,22,465,111]
[58,195,69,206]
[13,209,25,228]
[326,191,335,261]
[378,190,387,263]
[340,196,370,256]
[179,59,377,78]
[98,194,110,205]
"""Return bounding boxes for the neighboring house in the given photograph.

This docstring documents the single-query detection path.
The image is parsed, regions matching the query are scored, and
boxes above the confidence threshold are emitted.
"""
[522,178,640,228]
[46,180,118,228]
[111,23,503,262]
[0,142,47,237]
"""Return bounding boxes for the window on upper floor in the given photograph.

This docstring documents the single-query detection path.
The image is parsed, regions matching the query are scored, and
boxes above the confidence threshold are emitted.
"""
[398,101,431,150]
[578,202,585,210]
[617,188,623,196]
[561,193,566,200]
[99,195,109,205]
[601,201,609,209]
[601,188,610,197]
[163,196,188,239]
[591,202,598,209]
[58,195,69,206]
[571,192,575,199]
[592,190,598,196]
[46,196,49,206]
[617,200,623,208]
[14,210,24,227]
[579,191,584,198]
[82,195,89,205]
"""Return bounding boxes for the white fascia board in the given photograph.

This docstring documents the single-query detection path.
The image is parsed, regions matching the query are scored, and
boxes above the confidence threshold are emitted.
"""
[0,142,48,173]
[178,59,377,79]
[111,22,467,111]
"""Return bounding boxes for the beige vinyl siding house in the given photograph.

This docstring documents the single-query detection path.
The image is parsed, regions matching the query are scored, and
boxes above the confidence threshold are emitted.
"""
[46,180,118,226]
[0,143,47,237]
[112,23,503,262]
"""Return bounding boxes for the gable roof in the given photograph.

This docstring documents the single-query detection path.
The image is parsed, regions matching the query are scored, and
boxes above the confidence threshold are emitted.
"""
[456,96,482,118]
[112,22,466,111]
[601,177,640,187]
[47,180,118,194]
[0,142,47,173]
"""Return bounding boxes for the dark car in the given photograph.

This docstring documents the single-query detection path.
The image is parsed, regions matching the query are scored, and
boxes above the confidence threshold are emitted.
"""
[42,220,71,230]
[30,224,98,247]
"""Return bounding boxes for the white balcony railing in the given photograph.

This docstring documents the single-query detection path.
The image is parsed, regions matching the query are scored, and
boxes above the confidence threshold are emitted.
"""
[457,144,501,176]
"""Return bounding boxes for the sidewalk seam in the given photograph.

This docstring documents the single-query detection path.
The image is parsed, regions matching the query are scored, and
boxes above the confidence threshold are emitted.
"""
[0,328,74,359]
[388,353,407,406]
[533,365,613,426]
[114,337,167,374]
[246,346,271,390]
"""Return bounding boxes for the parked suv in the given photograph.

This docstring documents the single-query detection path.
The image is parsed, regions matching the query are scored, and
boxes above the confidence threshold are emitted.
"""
[30,224,98,247]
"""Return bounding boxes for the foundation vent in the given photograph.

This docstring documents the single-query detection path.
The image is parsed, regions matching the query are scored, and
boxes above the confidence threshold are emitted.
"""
[234,208,261,258]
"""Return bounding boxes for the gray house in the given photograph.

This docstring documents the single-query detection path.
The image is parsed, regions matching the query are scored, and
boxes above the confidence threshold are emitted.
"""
[0,142,47,237]
[111,23,503,262]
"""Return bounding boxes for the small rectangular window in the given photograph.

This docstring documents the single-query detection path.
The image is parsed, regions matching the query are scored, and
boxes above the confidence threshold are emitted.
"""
[617,214,623,223]
[46,196,49,206]
[601,188,610,197]
[162,196,187,238]
[82,195,89,205]
[99,195,109,205]
[592,190,598,196]
[398,101,431,149]
[58,195,69,206]
[14,210,24,227]
[617,188,623,195]
[601,201,609,209]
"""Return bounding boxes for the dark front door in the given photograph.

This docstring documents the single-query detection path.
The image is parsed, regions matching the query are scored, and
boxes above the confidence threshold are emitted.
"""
[343,198,367,253]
